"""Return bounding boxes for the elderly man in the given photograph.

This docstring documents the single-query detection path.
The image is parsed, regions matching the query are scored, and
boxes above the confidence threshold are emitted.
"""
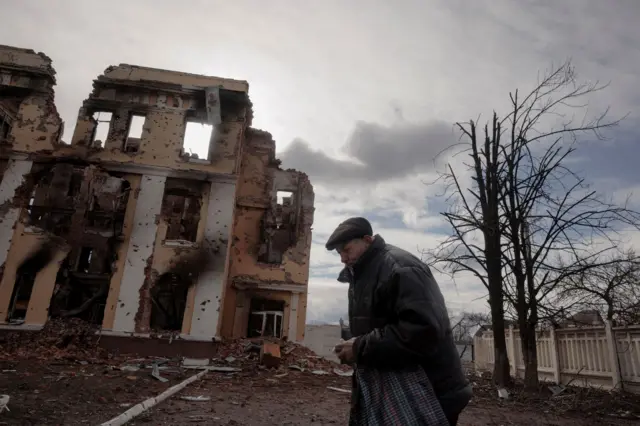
[329,217,472,426]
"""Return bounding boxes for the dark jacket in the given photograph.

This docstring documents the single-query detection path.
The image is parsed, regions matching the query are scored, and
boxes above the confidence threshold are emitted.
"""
[338,235,472,416]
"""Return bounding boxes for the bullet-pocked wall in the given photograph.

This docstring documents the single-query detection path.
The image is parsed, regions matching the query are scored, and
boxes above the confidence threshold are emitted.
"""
[0,44,314,345]
[65,64,250,177]
[220,129,315,342]
[0,46,65,326]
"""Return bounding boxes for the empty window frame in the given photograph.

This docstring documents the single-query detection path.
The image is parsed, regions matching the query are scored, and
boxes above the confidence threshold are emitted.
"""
[67,172,83,197]
[77,247,94,273]
[182,121,213,161]
[150,272,189,331]
[124,114,145,153]
[247,298,285,338]
[161,187,202,242]
[0,108,13,142]
[248,311,283,338]
[7,270,37,322]
[91,111,113,147]
[276,191,293,206]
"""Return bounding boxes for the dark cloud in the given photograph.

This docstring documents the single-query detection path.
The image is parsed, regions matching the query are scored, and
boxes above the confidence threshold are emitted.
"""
[279,120,457,183]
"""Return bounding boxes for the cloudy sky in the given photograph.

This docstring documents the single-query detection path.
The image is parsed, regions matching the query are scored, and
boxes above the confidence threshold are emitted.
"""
[3,0,640,323]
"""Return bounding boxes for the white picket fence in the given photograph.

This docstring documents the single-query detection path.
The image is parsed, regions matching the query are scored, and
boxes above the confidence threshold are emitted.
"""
[474,322,640,393]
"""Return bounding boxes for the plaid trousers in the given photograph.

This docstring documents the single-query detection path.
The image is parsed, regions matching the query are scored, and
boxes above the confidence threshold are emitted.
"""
[349,365,450,426]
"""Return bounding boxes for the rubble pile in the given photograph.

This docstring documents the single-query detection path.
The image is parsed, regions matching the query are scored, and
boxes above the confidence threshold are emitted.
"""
[214,338,352,375]
[0,318,114,363]
[0,320,352,378]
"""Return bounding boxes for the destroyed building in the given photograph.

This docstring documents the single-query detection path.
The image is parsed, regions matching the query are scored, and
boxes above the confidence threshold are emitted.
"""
[0,45,314,353]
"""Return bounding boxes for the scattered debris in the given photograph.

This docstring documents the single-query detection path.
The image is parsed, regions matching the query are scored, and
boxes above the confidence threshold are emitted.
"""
[188,414,220,421]
[0,318,109,363]
[471,369,640,420]
[119,365,139,372]
[179,395,211,402]
[497,388,509,399]
[549,384,566,397]
[327,387,351,394]
[260,342,281,368]
[182,358,210,367]
[333,368,353,377]
[0,395,10,413]
[151,364,168,382]
[100,370,208,426]
[182,365,241,373]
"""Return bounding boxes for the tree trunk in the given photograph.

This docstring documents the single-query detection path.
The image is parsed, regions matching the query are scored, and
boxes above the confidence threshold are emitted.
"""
[484,196,511,387]
[520,322,539,389]
[488,253,511,386]
[606,299,615,325]
[522,256,539,390]
[491,308,511,386]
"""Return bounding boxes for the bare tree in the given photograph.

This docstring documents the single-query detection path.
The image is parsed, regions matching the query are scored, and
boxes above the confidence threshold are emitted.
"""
[498,61,640,388]
[428,60,640,389]
[428,113,512,386]
[557,249,640,326]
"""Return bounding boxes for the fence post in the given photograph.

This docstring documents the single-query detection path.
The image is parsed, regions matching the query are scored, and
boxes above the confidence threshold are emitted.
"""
[549,327,561,384]
[472,335,481,369]
[604,320,622,391]
[509,325,517,377]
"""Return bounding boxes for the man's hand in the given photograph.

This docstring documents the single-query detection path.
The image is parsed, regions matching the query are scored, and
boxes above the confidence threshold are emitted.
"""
[334,338,356,364]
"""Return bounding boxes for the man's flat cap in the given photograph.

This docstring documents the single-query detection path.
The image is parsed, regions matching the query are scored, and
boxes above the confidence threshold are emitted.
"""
[325,217,373,250]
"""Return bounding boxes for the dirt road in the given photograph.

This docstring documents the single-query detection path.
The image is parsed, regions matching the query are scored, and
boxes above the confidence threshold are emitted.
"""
[0,322,637,425]
[1,359,637,426]
[137,370,637,426]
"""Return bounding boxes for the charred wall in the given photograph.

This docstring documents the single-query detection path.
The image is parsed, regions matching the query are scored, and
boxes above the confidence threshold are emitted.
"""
[0,45,314,344]
[231,129,314,284]
[0,160,134,325]
[220,129,314,341]
[108,173,235,339]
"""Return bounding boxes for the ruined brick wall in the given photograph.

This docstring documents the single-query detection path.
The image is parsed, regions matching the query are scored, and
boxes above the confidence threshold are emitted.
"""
[0,45,64,153]
[0,46,65,324]
[220,129,314,340]
[64,64,250,176]
[230,129,314,284]
[0,45,313,343]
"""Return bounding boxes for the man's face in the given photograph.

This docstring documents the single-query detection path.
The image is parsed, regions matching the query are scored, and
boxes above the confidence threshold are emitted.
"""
[336,237,372,267]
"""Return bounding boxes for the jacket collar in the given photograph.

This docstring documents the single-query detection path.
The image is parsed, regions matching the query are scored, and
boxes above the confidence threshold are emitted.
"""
[337,235,385,283]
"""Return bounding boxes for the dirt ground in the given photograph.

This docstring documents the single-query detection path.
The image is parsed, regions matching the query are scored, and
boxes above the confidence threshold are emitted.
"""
[0,321,638,425]
[139,369,638,426]
[0,358,638,426]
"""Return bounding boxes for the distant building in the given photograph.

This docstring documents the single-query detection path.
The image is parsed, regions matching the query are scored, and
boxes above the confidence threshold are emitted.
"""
[559,310,604,328]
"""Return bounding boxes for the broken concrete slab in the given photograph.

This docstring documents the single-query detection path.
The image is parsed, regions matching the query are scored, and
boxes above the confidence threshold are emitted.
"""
[182,358,210,367]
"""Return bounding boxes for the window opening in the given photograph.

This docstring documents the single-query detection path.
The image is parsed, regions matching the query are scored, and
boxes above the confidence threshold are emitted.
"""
[124,114,145,153]
[91,111,112,147]
[182,121,213,161]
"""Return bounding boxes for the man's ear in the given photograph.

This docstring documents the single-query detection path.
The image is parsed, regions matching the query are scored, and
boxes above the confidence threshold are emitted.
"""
[363,235,374,243]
